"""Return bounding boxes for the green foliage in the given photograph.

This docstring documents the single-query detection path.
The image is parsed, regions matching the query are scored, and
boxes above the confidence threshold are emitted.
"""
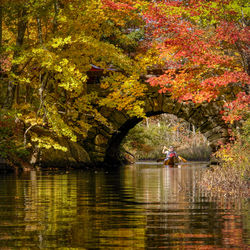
[30,136,67,151]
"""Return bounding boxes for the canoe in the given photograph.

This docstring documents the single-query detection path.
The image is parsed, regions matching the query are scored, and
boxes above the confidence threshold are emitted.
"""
[164,156,179,166]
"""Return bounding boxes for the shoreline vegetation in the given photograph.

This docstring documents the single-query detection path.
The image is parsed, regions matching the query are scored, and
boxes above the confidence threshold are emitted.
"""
[199,165,249,198]
[200,117,250,198]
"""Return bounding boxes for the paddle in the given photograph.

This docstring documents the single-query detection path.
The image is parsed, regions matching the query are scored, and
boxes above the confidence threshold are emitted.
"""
[178,156,187,163]
[157,156,187,163]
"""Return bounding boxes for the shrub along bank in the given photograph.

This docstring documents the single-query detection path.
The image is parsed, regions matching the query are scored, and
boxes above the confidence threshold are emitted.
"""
[199,117,250,197]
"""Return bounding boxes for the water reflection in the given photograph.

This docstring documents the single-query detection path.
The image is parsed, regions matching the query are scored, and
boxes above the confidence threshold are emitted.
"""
[0,163,248,248]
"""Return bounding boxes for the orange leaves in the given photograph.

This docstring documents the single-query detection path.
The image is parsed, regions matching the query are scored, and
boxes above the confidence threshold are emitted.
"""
[201,71,250,88]
[101,0,141,27]
[101,0,136,11]
[215,21,250,44]
[222,92,250,123]
[143,0,249,122]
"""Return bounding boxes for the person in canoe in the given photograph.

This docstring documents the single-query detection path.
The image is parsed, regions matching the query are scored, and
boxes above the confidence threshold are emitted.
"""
[162,146,179,165]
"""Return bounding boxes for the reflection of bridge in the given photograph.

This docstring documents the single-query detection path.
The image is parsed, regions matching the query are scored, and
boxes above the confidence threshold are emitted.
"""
[83,78,230,165]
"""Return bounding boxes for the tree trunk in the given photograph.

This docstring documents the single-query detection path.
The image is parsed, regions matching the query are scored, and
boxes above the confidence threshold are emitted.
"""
[52,0,59,34]
[239,45,250,94]
[0,3,3,74]
[4,7,27,108]
[37,17,43,44]
[0,3,2,50]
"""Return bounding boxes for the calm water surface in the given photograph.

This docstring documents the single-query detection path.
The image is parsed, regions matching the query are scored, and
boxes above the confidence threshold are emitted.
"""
[0,163,249,249]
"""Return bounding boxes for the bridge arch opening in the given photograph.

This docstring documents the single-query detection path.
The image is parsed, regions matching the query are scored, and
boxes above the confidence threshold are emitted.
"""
[104,112,212,165]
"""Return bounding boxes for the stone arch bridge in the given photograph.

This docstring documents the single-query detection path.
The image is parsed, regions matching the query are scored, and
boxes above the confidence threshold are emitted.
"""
[79,83,230,166]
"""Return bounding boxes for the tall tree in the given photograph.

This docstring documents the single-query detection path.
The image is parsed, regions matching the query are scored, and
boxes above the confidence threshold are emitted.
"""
[4,2,27,108]
[0,2,3,74]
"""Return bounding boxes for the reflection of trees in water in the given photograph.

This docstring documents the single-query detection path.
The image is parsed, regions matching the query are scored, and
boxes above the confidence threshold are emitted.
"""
[122,165,249,249]
[72,169,147,248]
[0,167,248,248]
[0,171,79,248]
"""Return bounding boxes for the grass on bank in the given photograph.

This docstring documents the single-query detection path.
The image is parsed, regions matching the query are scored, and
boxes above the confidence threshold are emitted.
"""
[199,117,250,197]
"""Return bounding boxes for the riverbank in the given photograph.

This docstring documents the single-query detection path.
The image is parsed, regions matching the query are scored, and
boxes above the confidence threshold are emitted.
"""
[199,120,250,198]
[199,165,249,198]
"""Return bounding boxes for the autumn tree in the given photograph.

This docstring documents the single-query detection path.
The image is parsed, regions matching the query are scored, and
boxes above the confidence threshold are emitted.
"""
[0,0,147,162]
[1,0,248,166]
[143,0,249,123]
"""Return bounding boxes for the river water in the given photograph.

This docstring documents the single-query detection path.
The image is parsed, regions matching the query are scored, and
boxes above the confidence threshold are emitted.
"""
[0,162,249,249]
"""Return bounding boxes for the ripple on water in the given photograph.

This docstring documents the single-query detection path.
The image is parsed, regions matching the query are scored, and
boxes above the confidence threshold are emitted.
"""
[0,163,248,248]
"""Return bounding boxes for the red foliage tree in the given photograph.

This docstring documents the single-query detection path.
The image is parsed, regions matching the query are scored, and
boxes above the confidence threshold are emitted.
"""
[143,0,249,123]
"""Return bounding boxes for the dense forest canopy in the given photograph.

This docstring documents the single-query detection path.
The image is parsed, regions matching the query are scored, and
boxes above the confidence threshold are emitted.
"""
[0,0,249,165]
[0,0,148,158]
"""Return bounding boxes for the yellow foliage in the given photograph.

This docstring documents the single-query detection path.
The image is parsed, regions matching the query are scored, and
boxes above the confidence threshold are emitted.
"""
[2,0,149,153]
[99,73,146,117]
[31,136,68,152]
